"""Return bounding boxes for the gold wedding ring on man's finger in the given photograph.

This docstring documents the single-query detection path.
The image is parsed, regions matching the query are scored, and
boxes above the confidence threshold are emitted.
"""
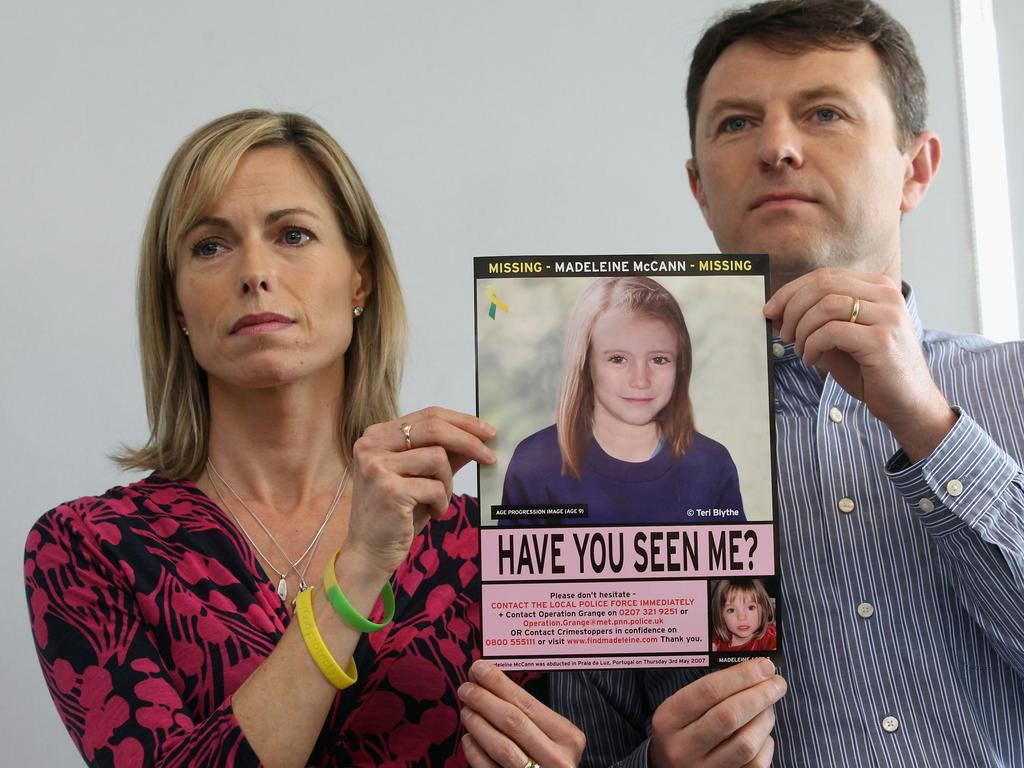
[400,422,413,450]
[521,759,541,768]
[849,296,861,324]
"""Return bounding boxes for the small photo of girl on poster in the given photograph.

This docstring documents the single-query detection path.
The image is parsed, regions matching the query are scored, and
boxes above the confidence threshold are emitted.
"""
[501,276,744,524]
[709,577,778,652]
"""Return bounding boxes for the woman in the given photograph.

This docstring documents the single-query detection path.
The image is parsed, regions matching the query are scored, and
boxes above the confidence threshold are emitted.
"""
[502,276,745,524]
[24,109,508,767]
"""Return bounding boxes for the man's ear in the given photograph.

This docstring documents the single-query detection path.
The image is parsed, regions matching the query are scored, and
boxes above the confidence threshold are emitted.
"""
[686,158,711,223]
[901,131,941,214]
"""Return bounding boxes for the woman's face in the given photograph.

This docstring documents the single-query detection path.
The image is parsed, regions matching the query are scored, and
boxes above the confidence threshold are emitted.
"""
[589,308,678,430]
[174,146,370,392]
[722,589,762,643]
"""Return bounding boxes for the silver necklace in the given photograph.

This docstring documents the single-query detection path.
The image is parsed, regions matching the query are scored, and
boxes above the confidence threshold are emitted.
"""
[207,460,349,603]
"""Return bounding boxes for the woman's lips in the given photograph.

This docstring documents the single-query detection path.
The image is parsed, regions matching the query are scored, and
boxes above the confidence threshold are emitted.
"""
[231,313,294,336]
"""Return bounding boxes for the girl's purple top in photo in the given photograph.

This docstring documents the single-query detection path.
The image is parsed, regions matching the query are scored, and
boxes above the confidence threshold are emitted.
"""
[500,425,745,525]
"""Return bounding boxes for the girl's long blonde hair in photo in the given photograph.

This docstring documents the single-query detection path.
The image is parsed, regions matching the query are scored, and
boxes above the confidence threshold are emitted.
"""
[555,276,694,478]
[117,109,406,479]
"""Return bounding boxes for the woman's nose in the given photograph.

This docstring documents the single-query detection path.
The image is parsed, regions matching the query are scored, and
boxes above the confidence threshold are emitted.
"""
[237,242,277,295]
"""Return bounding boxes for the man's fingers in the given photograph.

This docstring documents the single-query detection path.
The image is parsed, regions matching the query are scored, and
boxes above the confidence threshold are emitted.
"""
[686,675,786,757]
[659,659,777,729]
[704,705,778,768]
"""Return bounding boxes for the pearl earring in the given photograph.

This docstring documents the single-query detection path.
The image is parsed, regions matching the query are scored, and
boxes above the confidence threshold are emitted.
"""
[353,306,364,318]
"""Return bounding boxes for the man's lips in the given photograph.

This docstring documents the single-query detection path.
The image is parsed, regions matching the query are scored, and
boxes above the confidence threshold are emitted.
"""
[230,313,294,336]
[750,192,817,210]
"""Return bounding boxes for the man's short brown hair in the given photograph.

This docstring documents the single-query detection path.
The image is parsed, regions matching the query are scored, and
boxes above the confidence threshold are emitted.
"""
[686,0,927,154]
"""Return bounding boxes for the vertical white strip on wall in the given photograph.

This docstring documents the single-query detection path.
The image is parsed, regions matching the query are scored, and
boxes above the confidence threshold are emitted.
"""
[955,0,1019,340]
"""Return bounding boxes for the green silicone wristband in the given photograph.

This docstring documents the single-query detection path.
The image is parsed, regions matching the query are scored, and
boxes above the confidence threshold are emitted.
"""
[324,549,396,633]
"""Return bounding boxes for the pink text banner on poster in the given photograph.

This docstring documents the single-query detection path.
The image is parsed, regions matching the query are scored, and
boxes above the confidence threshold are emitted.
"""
[483,579,709,656]
[480,524,774,581]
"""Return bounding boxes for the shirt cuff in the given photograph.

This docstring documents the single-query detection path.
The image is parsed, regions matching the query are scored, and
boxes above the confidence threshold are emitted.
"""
[886,407,1020,537]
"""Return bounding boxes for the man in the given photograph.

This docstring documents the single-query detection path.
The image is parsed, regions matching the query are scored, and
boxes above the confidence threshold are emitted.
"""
[458,1,1024,766]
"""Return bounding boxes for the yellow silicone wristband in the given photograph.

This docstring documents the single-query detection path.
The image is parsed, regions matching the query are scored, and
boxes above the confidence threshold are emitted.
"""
[295,586,358,690]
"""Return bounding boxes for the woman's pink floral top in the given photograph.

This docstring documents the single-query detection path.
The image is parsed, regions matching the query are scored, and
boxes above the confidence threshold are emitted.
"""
[24,474,491,767]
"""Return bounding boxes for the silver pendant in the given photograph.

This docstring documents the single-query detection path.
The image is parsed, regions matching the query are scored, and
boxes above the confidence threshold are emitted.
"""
[277,576,288,602]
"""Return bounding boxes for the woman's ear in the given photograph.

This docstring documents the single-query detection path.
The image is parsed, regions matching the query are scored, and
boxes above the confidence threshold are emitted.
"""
[352,250,374,309]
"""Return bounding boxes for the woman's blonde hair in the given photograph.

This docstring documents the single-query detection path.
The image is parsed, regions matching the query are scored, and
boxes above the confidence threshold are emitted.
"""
[710,578,774,646]
[555,276,694,478]
[116,109,406,479]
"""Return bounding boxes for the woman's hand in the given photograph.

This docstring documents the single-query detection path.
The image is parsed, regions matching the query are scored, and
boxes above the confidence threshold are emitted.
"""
[459,660,586,768]
[344,406,497,576]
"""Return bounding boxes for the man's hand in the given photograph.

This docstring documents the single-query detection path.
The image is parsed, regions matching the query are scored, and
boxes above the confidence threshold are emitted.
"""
[650,659,786,768]
[763,268,957,461]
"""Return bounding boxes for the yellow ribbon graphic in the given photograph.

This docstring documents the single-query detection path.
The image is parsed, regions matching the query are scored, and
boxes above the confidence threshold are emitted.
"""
[485,285,509,319]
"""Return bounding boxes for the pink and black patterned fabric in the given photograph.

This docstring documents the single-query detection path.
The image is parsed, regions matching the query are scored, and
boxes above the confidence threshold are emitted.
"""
[24,474,495,767]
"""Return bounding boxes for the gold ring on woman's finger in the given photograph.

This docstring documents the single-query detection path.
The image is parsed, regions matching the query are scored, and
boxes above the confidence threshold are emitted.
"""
[521,759,541,768]
[401,422,413,450]
[848,296,861,324]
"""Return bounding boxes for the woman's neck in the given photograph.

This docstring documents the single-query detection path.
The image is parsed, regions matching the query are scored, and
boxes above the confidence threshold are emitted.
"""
[591,412,661,463]
[202,373,347,515]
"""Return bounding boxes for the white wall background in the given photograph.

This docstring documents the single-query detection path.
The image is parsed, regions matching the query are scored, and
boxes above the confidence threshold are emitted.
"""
[995,0,1024,337]
[0,1,1011,764]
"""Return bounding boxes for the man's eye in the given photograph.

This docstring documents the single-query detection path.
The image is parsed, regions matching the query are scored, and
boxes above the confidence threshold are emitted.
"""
[282,228,312,246]
[814,108,839,122]
[723,117,749,133]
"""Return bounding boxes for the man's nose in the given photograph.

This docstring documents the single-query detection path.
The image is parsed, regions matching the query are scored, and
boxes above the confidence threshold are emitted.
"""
[758,115,804,170]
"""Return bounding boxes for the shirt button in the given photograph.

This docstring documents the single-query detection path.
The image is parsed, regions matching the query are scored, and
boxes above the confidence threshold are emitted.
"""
[772,342,786,358]
[881,715,900,733]
[918,497,935,513]
[828,407,843,423]
[837,497,856,514]
[946,479,964,497]
[857,602,875,619]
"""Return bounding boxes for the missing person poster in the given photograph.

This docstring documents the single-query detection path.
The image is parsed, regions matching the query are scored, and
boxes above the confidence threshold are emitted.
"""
[474,255,780,671]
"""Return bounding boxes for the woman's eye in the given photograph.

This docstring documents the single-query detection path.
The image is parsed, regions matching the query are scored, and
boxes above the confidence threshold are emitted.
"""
[191,239,224,258]
[651,355,672,365]
[608,355,627,364]
[281,227,312,246]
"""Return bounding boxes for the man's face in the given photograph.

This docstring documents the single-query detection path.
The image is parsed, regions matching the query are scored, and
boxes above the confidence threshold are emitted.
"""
[688,40,924,285]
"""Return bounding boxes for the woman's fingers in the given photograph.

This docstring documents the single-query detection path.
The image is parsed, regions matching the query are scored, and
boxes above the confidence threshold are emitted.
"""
[460,705,536,768]
[366,408,497,469]
[462,733,501,768]
[468,660,583,744]
[459,661,585,767]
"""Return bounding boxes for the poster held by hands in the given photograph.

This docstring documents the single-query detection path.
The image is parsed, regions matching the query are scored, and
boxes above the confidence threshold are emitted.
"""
[475,255,780,670]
